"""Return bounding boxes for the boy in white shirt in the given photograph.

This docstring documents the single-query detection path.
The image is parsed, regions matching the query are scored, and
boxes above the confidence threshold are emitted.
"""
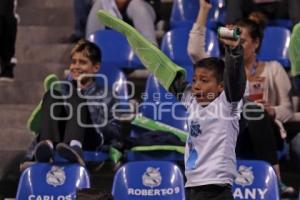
[97,11,246,200]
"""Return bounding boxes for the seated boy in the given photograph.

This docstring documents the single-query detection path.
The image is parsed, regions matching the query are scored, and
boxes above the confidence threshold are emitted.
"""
[97,10,246,199]
[34,39,121,166]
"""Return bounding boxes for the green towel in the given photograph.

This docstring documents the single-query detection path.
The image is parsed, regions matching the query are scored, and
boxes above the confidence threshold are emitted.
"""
[289,23,300,77]
[131,145,185,154]
[27,74,60,134]
[131,115,188,142]
[109,147,122,164]
[97,10,186,91]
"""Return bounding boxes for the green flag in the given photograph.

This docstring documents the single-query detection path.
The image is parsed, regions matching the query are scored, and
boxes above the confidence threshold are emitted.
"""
[132,115,188,142]
[97,10,186,91]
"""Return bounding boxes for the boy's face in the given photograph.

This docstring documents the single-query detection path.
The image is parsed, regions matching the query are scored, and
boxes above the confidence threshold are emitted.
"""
[192,67,224,104]
[69,52,99,85]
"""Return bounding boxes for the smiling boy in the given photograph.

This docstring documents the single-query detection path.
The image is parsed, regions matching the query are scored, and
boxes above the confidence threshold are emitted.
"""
[34,40,121,166]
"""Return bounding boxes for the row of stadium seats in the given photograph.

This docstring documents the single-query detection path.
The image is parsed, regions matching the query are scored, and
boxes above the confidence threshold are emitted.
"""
[170,0,292,29]
[89,26,291,74]
[16,160,283,200]
[17,64,297,199]
[170,0,226,30]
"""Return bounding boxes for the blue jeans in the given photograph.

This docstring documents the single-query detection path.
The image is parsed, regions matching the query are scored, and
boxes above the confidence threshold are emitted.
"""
[73,0,93,38]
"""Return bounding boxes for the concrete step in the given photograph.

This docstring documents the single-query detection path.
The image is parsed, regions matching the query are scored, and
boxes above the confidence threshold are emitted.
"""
[18,7,74,27]
[0,128,34,151]
[16,44,72,64]
[15,63,66,82]
[0,81,44,104]
[0,105,36,130]
[18,0,73,9]
[17,26,73,44]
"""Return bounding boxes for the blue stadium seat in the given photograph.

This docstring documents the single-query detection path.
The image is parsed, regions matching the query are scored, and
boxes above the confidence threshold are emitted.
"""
[139,74,188,129]
[170,0,225,29]
[97,65,130,104]
[16,163,90,200]
[83,66,130,162]
[269,19,292,30]
[112,161,186,200]
[257,26,291,68]
[161,26,220,73]
[89,29,143,69]
[233,160,280,200]
[127,75,188,161]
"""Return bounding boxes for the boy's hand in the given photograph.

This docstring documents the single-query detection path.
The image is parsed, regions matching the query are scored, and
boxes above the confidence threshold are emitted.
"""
[200,0,212,11]
[218,25,240,49]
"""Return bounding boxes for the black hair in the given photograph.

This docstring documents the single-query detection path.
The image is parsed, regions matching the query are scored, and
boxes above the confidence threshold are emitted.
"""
[71,39,102,65]
[236,18,264,53]
[193,57,225,83]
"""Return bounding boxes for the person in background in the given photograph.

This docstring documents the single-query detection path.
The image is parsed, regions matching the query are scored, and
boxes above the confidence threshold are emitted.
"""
[187,0,296,197]
[288,22,300,170]
[226,0,300,27]
[86,0,158,45]
[248,11,268,29]
[68,0,94,43]
[289,23,300,96]
[0,0,18,82]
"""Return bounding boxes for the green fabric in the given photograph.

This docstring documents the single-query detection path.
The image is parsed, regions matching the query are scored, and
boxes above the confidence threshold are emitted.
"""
[109,147,122,163]
[43,74,61,91]
[132,115,188,142]
[131,145,185,154]
[27,74,60,134]
[289,23,300,76]
[97,10,186,91]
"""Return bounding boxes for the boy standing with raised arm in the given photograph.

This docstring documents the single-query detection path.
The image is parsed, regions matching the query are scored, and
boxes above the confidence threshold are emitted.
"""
[98,10,246,199]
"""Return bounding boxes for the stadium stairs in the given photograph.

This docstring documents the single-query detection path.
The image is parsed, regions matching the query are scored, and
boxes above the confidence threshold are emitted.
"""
[0,0,73,198]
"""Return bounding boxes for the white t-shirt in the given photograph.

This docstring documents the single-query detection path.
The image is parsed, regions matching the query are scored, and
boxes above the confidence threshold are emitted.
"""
[181,86,243,187]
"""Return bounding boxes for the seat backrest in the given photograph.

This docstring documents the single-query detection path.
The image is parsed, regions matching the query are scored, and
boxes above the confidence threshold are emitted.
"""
[170,0,225,29]
[96,66,130,104]
[138,74,188,133]
[112,161,185,200]
[161,26,220,67]
[257,26,291,68]
[233,160,280,200]
[89,29,142,69]
[268,19,292,30]
[16,163,90,200]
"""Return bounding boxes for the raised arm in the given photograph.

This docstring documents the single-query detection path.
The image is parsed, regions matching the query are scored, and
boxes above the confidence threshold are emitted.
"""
[272,63,293,122]
[187,0,212,63]
[222,41,246,102]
